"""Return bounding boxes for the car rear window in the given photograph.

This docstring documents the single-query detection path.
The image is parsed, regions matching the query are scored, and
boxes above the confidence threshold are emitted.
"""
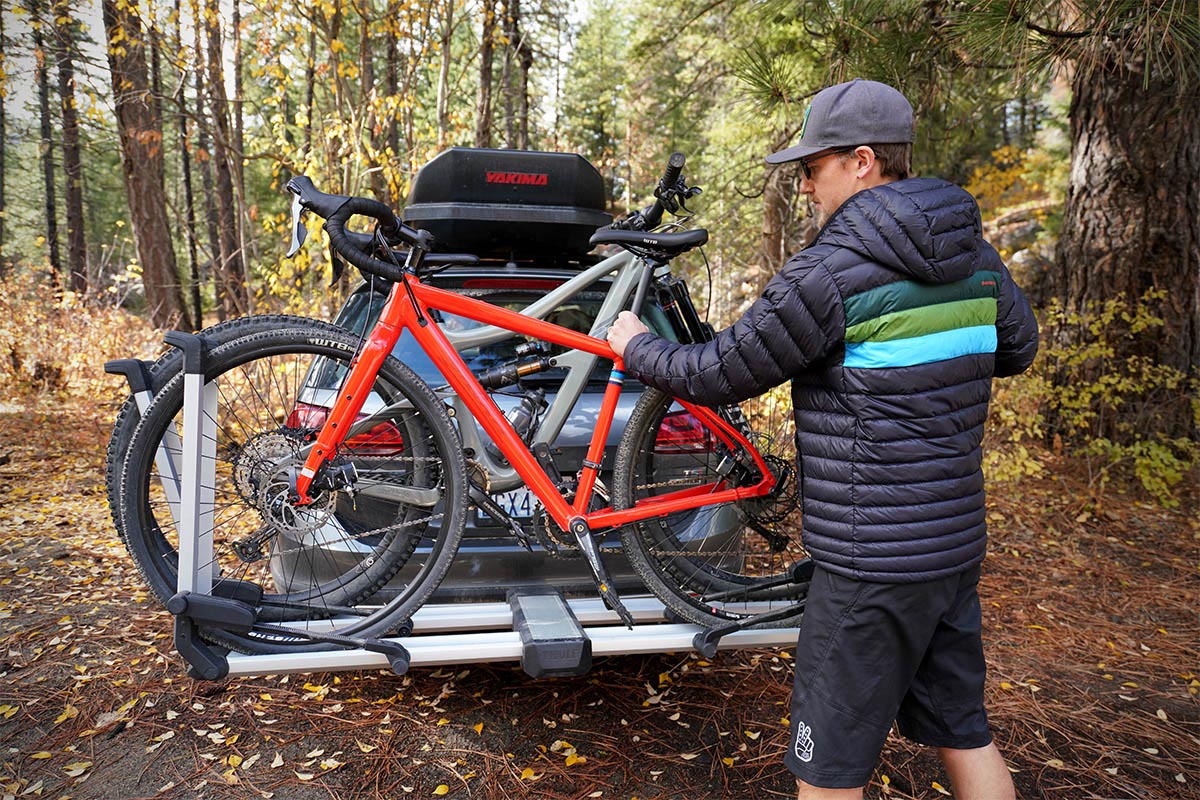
[336,278,676,389]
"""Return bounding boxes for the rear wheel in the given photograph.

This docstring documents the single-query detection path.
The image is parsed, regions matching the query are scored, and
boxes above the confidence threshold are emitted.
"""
[613,388,808,628]
[104,316,302,545]
[119,320,467,653]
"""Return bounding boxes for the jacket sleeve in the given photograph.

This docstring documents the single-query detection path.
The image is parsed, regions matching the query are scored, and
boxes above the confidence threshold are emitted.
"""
[622,254,844,406]
[994,258,1039,377]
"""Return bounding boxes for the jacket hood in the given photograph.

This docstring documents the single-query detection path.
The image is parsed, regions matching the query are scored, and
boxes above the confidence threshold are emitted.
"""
[816,177,985,284]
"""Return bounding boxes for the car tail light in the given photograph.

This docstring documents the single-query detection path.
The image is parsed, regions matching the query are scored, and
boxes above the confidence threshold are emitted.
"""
[654,410,715,454]
[286,402,405,455]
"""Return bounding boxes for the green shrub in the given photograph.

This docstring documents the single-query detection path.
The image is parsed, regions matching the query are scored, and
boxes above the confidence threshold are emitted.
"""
[986,291,1198,507]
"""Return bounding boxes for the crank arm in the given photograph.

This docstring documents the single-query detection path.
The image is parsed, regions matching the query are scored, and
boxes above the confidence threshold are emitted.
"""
[469,485,536,551]
[569,518,634,627]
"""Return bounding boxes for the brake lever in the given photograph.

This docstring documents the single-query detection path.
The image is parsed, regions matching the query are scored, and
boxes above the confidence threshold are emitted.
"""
[285,190,308,258]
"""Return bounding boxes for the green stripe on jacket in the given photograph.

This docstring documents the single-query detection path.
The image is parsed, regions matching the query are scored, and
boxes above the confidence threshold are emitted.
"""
[845,297,998,344]
[844,271,1001,328]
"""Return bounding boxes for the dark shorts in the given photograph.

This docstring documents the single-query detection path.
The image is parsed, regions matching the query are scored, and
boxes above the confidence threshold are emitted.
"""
[784,564,993,789]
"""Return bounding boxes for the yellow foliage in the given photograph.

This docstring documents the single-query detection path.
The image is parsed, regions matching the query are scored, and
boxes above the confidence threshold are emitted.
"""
[984,291,1197,506]
[0,272,163,404]
[966,145,1067,223]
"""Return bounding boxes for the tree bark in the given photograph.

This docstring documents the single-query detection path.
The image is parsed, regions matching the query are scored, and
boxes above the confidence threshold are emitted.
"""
[305,26,316,159]
[384,1,400,159]
[515,11,532,149]
[101,0,193,329]
[203,1,248,317]
[31,1,62,282]
[475,0,495,148]
[232,0,244,193]
[54,1,87,293]
[174,0,200,322]
[0,5,6,275]
[190,0,221,320]
[436,0,453,148]
[501,0,515,147]
[1054,52,1200,430]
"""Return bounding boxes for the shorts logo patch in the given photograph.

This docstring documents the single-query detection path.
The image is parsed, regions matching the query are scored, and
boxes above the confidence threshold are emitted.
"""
[794,720,815,763]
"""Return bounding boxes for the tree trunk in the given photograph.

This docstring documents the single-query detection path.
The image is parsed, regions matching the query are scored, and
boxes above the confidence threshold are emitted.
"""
[475,0,495,148]
[174,0,200,322]
[436,0,453,148]
[190,0,221,320]
[204,2,248,317]
[101,0,193,329]
[501,0,515,147]
[54,1,87,293]
[760,164,788,293]
[515,9,532,150]
[1,7,8,274]
[232,0,244,193]
[31,1,62,282]
[305,27,316,160]
[1054,55,1200,431]
[384,1,400,157]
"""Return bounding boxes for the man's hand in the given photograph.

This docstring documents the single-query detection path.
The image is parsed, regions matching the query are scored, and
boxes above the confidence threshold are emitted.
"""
[607,310,650,359]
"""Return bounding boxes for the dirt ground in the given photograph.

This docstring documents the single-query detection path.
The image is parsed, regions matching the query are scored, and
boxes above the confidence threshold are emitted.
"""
[1,396,1197,800]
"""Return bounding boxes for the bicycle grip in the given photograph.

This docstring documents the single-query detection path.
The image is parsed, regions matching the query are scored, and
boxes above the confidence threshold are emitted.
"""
[661,152,685,191]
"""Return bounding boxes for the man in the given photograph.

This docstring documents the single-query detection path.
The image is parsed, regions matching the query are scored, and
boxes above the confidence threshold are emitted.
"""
[608,79,1037,799]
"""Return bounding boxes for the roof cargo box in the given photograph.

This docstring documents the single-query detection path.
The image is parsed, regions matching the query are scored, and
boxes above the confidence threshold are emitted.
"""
[404,148,612,259]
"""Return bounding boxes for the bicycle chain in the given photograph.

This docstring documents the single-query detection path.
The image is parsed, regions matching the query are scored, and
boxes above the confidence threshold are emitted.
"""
[195,453,450,565]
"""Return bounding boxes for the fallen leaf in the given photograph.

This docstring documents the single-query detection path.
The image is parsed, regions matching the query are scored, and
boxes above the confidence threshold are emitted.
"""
[1045,759,1064,768]
[30,752,52,759]
[1156,709,1168,721]
[721,757,735,767]
[294,771,315,781]
[473,722,483,734]
[433,785,449,795]
[744,730,760,740]
[932,781,951,796]
[54,705,79,725]
[356,740,378,753]
[271,753,284,769]
[63,761,92,777]
[680,753,699,760]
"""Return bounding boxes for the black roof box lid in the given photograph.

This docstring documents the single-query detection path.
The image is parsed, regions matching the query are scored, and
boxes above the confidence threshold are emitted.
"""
[404,148,613,259]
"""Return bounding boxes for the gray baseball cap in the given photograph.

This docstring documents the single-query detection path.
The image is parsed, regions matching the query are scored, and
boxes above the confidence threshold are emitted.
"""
[766,79,914,164]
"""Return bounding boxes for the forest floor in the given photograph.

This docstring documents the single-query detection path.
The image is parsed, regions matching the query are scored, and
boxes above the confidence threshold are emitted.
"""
[0,393,1197,800]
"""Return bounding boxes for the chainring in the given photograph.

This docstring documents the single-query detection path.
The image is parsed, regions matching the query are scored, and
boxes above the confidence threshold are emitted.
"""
[531,479,610,558]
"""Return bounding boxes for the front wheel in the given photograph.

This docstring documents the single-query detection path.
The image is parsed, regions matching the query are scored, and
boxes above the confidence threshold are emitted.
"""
[613,388,808,628]
[118,319,468,654]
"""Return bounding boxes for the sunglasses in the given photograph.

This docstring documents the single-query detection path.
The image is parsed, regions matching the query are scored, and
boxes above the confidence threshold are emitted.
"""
[799,147,856,180]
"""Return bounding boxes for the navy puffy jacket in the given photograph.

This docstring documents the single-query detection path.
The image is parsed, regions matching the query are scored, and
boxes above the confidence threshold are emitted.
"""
[623,177,1039,583]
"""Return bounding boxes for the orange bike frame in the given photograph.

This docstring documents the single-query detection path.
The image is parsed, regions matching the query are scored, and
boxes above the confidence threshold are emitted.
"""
[294,273,776,533]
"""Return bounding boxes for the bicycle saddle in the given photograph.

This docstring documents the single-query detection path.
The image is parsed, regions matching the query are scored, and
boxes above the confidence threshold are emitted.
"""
[589,227,708,256]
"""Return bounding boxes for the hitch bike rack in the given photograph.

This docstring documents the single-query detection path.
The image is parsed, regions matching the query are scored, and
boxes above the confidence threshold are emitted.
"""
[106,331,802,681]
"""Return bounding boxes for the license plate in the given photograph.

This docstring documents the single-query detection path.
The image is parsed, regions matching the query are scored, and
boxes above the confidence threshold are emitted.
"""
[478,488,538,522]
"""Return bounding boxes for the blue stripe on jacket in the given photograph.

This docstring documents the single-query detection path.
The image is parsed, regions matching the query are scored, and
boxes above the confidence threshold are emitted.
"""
[844,325,998,369]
